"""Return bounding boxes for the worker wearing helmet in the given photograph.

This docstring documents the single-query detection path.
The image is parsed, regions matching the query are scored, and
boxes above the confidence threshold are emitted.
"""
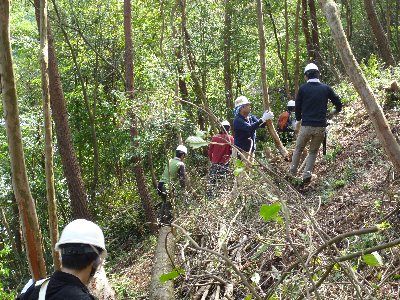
[233,96,274,163]
[207,120,234,199]
[17,219,106,300]
[157,145,188,224]
[289,63,342,185]
[277,100,296,145]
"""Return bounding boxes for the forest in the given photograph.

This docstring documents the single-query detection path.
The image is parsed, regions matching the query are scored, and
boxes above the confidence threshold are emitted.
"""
[0,0,399,299]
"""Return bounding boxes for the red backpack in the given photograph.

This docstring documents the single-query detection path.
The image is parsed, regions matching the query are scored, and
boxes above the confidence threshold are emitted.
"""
[277,111,290,131]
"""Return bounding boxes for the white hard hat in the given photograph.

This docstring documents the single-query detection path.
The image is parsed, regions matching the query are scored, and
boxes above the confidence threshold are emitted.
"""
[221,120,230,127]
[176,145,187,154]
[55,219,106,256]
[304,63,319,74]
[287,100,295,107]
[234,96,250,108]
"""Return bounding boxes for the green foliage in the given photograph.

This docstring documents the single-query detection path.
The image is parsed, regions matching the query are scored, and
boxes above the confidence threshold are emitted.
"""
[324,143,342,164]
[185,136,209,149]
[233,159,246,176]
[362,252,383,267]
[159,268,185,283]
[259,202,281,222]
[0,246,17,299]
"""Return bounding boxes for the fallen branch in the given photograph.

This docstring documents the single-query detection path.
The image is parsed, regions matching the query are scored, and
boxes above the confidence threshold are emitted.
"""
[172,223,262,300]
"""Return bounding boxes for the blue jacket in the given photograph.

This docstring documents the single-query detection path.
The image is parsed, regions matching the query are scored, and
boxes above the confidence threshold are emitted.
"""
[233,114,265,152]
[295,79,342,127]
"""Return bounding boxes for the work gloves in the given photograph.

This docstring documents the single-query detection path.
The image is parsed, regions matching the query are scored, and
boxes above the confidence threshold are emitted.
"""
[261,110,274,122]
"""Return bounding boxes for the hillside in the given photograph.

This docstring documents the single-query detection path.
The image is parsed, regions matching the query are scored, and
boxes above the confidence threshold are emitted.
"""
[108,91,400,299]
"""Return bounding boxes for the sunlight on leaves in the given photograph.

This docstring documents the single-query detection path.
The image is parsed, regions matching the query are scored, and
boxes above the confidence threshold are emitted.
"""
[159,268,185,283]
[185,136,209,149]
[233,159,245,176]
[260,202,281,222]
[362,252,383,267]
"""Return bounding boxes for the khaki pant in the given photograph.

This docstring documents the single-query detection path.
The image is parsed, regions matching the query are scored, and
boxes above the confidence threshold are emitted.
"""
[289,126,325,179]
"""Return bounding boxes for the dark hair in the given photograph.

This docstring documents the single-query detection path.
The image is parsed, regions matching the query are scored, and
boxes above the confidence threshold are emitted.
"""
[176,150,186,158]
[60,243,103,271]
[305,70,319,79]
[287,106,295,112]
[220,125,230,134]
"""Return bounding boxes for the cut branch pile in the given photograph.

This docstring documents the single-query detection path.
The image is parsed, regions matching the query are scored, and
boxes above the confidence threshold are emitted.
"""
[166,165,400,299]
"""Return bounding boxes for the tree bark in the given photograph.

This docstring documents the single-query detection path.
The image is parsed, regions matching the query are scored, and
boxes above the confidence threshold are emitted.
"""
[0,0,47,279]
[342,0,353,40]
[223,0,234,117]
[294,0,301,96]
[51,0,100,203]
[266,4,291,99]
[33,0,91,220]
[255,0,289,158]
[301,0,314,60]
[149,226,176,299]
[124,0,158,234]
[363,0,395,66]
[40,0,60,271]
[308,0,321,62]
[318,0,400,172]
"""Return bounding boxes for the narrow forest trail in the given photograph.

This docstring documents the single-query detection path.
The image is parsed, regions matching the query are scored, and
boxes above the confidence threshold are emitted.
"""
[110,97,400,299]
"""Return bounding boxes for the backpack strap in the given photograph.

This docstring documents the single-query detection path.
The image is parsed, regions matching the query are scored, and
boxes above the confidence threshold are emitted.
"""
[38,278,50,300]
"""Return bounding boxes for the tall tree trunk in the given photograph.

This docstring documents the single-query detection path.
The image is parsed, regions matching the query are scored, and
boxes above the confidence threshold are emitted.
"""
[51,0,100,203]
[223,0,234,117]
[283,0,292,99]
[363,0,396,66]
[40,0,60,271]
[294,0,301,96]
[308,0,321,62]
[342,0,353,40]
[266,5,291,99]
[33,0,91,220]
[395,0,399,58]
[318,0,400,171]
[11,198,23,254]
[301,0,314,60]
[124,0,158,234]
[255,0,289,158]
[0,0,47,279]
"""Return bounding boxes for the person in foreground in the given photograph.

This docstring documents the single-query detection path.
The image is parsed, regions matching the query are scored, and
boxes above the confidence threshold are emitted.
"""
[289,63,342,185]
[17,219,107,300]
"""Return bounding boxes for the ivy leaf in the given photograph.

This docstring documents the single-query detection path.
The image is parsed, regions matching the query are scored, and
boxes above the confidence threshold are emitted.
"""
[159,268,185,283]
[260,202,281,222]
[185,136,209,149]
[195,129,206,137]
[244,294,252,300]
[362,252,383,266]
[233,159,245,176]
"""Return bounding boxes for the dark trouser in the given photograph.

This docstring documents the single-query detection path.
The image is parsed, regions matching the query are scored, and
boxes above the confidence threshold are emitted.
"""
[207,163,230,199]
[157,182,172,224]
